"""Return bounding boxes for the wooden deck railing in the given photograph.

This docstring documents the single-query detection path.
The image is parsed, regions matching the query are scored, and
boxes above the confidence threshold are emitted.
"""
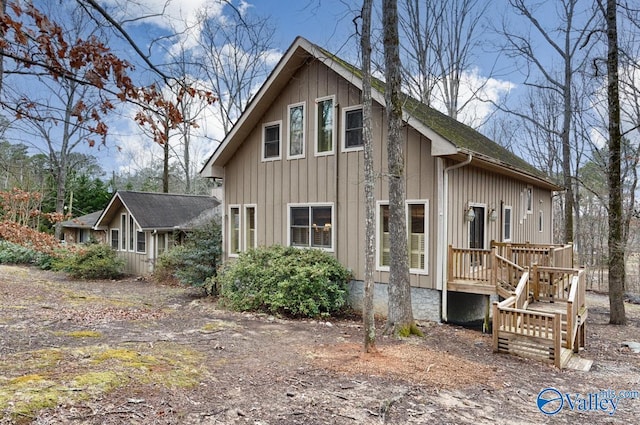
[567,268,587,352]
[448,246,494,283]
[491,241,573,268]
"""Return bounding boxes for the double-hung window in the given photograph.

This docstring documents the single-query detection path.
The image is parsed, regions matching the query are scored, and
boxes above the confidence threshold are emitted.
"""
[377,200,428,273]
[289,204,333,250]
[343,105,363,151]
[111,229,119,250]
[288,103,305,159]
[129,216,135,251]
[244,205,257,250]
[315,96,334,155]
[136,231,146,253]
[262,121,281,161]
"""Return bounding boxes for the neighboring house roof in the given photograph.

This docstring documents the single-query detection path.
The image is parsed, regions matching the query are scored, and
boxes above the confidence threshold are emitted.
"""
[60,210,104,229]
[94,191,220,231]
[201,36,560,191]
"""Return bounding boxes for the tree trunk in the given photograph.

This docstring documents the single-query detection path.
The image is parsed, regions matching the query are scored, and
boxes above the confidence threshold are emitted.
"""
[382,0,418,336]
[163,123,170,193]
[605,0,626,325]
[361,0,376,353]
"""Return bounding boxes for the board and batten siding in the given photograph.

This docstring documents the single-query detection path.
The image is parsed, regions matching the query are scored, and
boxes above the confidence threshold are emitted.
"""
[446,163,554,249]
[223,58,438,289]
[104,207,151,276]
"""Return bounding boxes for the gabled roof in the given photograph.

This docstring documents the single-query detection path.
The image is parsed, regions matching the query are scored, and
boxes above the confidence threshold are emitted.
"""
[60,210,104,229]
[201,36,559,190]
[94,191,220,231]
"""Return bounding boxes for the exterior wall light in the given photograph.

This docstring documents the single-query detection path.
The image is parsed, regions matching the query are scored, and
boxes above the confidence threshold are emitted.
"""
[465,206,476,222]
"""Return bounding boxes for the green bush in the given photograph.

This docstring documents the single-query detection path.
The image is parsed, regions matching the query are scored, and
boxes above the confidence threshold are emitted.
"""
[0,240,53,268]
[217,245,351,318]
[60,244,124,279]
[153,219,222,291]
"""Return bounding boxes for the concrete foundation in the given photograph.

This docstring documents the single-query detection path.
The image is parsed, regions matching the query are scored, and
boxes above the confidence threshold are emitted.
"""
[347,280,441,322]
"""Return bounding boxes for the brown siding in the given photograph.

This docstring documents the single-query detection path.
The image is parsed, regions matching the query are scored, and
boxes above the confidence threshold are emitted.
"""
[104,206,151,276]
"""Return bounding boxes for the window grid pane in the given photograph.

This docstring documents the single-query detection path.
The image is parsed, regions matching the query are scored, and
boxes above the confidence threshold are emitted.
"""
[246,207,256,250]
[380,205,390,266]
[136,231,146,253]
[311,207,331,248]
[345,109,363,148]
[289,105,304,156]
[230,207,240,254]
[111,229,119,250]
[409,204,425,270]
[264,124,280,158]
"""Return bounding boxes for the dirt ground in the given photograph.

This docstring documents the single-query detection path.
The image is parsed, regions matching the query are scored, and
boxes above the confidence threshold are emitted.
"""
[0,265,639,425]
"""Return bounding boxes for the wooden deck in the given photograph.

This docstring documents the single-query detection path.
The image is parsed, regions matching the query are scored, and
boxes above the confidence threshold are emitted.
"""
[447,243,589,369]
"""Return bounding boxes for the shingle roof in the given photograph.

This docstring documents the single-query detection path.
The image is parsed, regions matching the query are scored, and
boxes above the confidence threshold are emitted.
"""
[60,210,103,229]
[96,191,220,231]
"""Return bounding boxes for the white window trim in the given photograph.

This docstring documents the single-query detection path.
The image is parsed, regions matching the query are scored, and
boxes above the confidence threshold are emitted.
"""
[538,210,544,233]
[287,202,335,252]
[261,120,282,162]
[128,215,136,253]
[315,95,335,156]
[287,102,305,160]
[503,205,513,242]
[376,200,429,275]
[244,204,257,251]
[120,213,127,251]
[228,204,241,257]
[526,186,533,214]
[341,104,364,152]
[110,228,119,250]
[136,230,146,254]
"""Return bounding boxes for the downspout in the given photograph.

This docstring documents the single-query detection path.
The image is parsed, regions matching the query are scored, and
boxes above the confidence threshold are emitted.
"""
[442,153,473,322]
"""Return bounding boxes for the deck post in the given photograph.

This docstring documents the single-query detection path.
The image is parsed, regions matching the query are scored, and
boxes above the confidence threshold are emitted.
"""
[553,312,562,368]
[492,301,499,352]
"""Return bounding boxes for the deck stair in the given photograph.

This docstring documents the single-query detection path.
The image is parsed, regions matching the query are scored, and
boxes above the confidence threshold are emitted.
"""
[447,242,589,369]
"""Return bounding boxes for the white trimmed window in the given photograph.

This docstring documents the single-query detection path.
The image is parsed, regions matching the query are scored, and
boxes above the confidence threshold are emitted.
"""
[538,210,544,232]
[136,231,146,254]
[503,205,512,242]
[526,186,533,214]
[120,214,127,251]
[288,103,305,159]
[342,105,363,151]
[229,205,241,256]
[262,121,281,161]
[288,204,333,250]
[128,215,135,251]
[315,96,335,155]
[244,205,257,250]
[111,229,119,250]
[377,200,429,274]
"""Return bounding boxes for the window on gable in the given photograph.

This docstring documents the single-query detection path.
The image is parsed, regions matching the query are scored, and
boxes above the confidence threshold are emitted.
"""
[111,229,119,250]
[378,200,428,273]
[503,205,512,242]
[289,204,333,250]
[538,210,544,232]
[526,186,533,214]
[120,214,127,251]
[288,103,305,158]
[262,121,281,160]
[316,96,334,155]
[343,106,363,151]
[129,215,135,251]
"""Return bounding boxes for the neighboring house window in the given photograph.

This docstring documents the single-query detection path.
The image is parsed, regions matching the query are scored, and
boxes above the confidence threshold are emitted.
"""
[111,229,119,250]
[538,210,544,232]
[120,214,127,251]
[229,206,241,256]
[129,215,135,251]
[526,186,533,214]
[315,96,334,155]
[262,121,281,160]
[288,103,305,159]
[78,229,87,243]
[289,204,333,250]
[343,105,363,151]
[136,231,146,253]
[377,200,429,273]
[503,206,512,242]
[245,205,256,250]
[157,233,167,256]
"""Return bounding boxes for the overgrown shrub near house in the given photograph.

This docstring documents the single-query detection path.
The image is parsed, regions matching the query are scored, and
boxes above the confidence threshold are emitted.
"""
[0,240,53,268]
[154,219,222,290]
[217,245,351,318]
[59,244,124,279]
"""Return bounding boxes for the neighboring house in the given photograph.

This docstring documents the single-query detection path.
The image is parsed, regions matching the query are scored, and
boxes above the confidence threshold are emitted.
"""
[200,36,563,323]
[94,191,220,275]
[60,210,106,244]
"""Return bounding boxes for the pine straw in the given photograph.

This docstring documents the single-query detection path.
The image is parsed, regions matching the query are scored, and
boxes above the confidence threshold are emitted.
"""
[307,341,500,389]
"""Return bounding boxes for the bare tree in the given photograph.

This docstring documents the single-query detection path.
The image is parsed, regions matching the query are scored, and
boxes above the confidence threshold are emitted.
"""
[382,0,419,337]
[400,0,490,121]
[196,5,276,135]
[360,0,377,352]
[496,0,598,245]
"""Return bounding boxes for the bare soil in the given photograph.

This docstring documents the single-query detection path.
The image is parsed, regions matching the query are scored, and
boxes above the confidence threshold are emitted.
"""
[0,265,639,424]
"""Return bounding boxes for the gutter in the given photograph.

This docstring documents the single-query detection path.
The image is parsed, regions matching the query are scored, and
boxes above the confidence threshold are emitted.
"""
[441,153,473,322]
